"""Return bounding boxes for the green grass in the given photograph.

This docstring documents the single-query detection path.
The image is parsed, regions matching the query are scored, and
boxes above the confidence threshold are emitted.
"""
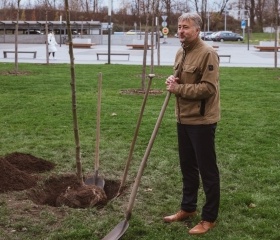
[0,63,279,239]
[248,32,278,43]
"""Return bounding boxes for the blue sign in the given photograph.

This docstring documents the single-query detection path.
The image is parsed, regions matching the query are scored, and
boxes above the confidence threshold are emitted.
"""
[241,20,246,29]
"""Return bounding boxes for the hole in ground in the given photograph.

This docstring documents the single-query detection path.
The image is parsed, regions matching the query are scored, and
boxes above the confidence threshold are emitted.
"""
[0,152,121,208]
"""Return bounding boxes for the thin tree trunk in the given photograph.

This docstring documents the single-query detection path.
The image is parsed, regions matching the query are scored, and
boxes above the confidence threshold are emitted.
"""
[141,13,150,91]
[274,0,278,68]
[151,12,154,73]
[15,0,20,73]
[45,8,49,64]
[65,0,84,186]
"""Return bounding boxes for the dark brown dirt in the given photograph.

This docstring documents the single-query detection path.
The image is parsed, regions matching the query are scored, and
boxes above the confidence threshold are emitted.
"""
[0,152,120,208]
[4,152,55,174]
[0,157,38,193]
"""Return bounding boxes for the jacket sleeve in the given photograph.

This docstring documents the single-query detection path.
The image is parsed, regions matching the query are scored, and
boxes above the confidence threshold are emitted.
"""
[174,81,217,100]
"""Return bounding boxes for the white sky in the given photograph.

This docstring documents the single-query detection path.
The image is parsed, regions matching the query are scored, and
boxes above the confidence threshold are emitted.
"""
[18,0,233,13]
[19,0,121,9]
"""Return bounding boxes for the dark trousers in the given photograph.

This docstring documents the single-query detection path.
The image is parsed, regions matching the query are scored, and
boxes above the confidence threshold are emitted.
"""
[177,122,220,222]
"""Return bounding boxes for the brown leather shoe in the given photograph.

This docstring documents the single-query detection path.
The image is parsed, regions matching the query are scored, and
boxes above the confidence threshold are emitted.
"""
[163,210,197,223]
[188,221,216,235]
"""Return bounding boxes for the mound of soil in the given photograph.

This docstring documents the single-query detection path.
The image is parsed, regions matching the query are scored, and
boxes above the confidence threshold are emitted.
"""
[4,152,55,174]
[0,157,38,193]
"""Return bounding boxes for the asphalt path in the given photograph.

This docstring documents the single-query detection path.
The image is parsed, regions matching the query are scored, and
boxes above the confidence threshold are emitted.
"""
[1,38,280,67]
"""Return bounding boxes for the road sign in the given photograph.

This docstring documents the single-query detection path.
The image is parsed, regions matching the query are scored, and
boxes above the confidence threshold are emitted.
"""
[162,27,169,35]
[162,15,167,21]
[161,22,167,27]
[241,20,246,29]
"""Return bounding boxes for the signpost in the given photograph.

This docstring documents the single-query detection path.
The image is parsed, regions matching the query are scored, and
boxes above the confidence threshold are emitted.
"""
[161,15,168,44]
[241,19,246,39]
[162,27,169,35]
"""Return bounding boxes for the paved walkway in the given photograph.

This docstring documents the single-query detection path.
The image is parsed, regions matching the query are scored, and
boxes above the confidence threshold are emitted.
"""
[1,39,280,67]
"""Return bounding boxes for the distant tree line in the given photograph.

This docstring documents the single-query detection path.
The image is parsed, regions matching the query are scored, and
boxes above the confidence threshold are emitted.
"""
[0,0,279,34]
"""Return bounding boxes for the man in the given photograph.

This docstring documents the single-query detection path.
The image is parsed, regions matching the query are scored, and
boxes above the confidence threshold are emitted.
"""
[164,12,220,235]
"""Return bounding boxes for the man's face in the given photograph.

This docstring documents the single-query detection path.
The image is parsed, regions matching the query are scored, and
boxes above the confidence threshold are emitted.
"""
[177,19,200,44]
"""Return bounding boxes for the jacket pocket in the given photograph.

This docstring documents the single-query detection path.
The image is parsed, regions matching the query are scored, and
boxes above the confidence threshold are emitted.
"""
[183,65,197,73]
[181,65,200,84]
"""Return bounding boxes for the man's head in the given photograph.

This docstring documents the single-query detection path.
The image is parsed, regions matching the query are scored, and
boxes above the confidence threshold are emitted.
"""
[177,12,202,44]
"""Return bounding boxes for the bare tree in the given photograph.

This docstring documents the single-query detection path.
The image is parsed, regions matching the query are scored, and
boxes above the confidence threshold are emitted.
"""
[14,0,20,73]
[255,0,266,31]
[43,0,51,64]
[141,0,151,91]
[139,0,159,90]
[65,0,84,186]
[274,0,279,68]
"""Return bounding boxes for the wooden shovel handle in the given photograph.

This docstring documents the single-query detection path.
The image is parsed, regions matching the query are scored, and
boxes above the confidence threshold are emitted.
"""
[118,74,155,195]
[125,69,180,219]
[94,72,102,173]
[125,91,171,220]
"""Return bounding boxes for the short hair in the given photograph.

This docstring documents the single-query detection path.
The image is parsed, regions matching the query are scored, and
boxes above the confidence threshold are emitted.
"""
[178,12,202,29]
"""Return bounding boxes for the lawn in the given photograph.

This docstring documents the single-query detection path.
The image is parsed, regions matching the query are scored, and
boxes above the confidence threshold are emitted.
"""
[0,63,279,240]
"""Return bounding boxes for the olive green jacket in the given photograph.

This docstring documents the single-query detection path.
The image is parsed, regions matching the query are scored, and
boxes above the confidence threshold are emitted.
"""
[172,37,220,125]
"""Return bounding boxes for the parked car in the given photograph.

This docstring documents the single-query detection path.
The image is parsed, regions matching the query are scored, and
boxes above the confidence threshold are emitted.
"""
[199,31,213,40]
[212,31,243,42]
[205,32,217,41]
[126,30,145,35]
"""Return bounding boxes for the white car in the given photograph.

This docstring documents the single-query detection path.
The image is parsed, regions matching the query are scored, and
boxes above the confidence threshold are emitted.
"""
[126,30,145,35]
[200,31,213,40]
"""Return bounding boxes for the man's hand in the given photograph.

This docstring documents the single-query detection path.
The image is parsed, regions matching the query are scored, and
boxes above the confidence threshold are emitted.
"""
[165,75,179,93]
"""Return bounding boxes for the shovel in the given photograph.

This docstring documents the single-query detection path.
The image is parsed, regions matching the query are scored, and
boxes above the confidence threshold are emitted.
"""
[117,74,155,196]
[102,91,171,240]
[85,72,105,189]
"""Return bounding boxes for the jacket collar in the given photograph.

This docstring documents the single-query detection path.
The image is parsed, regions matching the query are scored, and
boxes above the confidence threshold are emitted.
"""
[181,37,201,52]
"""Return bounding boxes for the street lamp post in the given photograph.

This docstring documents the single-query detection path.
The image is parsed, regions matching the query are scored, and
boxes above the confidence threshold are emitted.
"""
[59,15,62,47]
[207,12,210,32]
[224,9,227,31]
[247,17,250,50]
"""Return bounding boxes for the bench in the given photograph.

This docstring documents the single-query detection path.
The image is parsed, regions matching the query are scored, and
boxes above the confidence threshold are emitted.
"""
[206,41,219,49]
[218,55,231,63]
[126,44,151,49]
[72,43,95,48]
[254,46,280,52]
[71,38,95,48]
[3,50,37,58]
[96,53,130,60]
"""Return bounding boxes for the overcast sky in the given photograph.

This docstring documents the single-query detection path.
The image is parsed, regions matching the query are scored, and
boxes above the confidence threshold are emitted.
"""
[19,0,121,9]
[19,0,226,11]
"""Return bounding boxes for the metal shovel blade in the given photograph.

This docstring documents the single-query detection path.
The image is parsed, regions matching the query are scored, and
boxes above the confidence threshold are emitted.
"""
[84,174,105,189]
[102,220,129,240]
